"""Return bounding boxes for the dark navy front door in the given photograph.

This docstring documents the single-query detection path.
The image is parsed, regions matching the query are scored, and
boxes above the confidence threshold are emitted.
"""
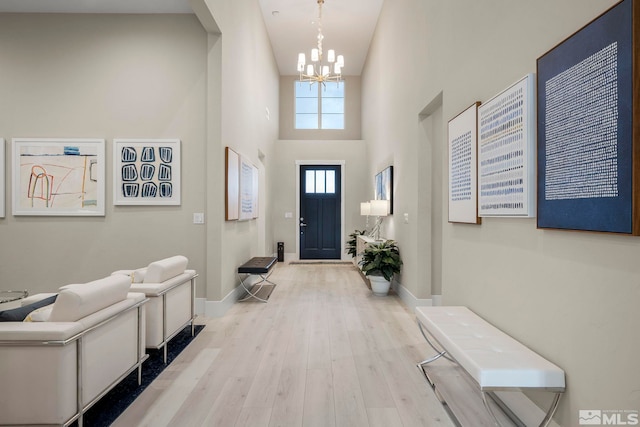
[300,165,341,259]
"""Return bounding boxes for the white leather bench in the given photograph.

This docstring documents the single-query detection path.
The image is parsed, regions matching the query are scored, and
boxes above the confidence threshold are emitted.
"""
[415,306,565,427]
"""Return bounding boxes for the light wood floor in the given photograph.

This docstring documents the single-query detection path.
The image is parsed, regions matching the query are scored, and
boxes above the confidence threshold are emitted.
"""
[112,263,454,427]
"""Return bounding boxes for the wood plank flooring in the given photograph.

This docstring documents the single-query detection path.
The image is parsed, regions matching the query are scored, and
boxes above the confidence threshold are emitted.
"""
[112,263,454,427]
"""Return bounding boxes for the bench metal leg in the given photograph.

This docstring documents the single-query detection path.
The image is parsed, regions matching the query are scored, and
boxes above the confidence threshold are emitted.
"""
[418,349,448,366]
[238,273,276,303]
[417,319,455,363]
[539,392,563,427]
[481,390,563,427]
[482,392,504,427]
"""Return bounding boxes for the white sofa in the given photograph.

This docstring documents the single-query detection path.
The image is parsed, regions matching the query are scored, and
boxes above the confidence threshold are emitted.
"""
[0,275,147,427]
[112,255,197,363]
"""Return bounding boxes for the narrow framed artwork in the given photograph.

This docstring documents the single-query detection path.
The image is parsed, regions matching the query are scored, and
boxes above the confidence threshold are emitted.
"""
[225,147,240,221]
[537,0,639,233]
[375,166,393,215]
[12,138,105,216]
[113,139,181,206]
[448,102,481,224]
[0,138,5,218]
[478,74,536,217]
[239,155,258,220]
[252,164,259,219]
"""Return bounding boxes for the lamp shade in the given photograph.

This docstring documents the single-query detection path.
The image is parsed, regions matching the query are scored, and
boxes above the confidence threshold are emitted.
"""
[370,199,389,216]
[360,202,371,216]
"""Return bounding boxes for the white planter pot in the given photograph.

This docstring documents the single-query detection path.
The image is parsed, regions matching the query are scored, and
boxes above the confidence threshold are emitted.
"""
[368,275,391,296]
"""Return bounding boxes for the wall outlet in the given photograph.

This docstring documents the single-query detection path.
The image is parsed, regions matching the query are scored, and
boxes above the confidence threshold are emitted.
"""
[285,212,293,219]
[193,213,205,224]
[404,213,409,224]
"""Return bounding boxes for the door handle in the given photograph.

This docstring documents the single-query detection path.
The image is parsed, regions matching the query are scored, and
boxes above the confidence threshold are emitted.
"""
[300,222,307,227]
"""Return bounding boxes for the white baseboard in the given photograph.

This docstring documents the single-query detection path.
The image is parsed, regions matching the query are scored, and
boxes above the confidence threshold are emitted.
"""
[198,283,247,318]
[392,281,442,312]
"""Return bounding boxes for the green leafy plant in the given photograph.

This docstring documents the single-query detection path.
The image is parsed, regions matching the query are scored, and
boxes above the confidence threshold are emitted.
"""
[346,229,366,258]
[359,240,403,281]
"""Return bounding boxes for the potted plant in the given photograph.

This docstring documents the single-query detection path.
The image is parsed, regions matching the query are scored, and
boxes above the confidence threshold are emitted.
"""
[346,229,366,258]
[359,240,403,296]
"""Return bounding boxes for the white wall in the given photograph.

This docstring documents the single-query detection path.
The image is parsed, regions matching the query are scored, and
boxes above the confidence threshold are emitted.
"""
[362,0,638,425]
[197,0,280,304]
[0,14,208,293]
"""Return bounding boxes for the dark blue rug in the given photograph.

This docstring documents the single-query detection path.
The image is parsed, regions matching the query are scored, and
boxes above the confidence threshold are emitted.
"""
[72,324,204,427]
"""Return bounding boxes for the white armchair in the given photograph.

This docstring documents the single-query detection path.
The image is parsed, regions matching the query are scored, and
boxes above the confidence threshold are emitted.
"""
[113,255,197,363]
[0,275,147,426]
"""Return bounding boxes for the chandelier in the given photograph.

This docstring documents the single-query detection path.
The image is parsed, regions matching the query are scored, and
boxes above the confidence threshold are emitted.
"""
[296,0,344,85]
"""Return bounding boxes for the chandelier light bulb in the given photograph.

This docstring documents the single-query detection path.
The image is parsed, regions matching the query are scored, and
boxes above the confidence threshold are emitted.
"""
[337,55,344,67]
[298,53,306,66]
[306,64,314,76]
[327,49,335,63]
[322,65,329,76]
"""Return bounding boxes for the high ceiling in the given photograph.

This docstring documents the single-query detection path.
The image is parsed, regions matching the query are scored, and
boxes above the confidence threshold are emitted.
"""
[258,0,383,76]
[0,0,382,76]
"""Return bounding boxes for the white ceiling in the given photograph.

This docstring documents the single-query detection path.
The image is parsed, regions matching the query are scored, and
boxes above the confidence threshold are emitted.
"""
[0,0,382,76]
[259,0,383,76]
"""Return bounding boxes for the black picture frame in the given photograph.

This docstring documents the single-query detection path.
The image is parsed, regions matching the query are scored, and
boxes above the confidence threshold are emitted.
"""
[536,0,639,234]
[375,166,393,215]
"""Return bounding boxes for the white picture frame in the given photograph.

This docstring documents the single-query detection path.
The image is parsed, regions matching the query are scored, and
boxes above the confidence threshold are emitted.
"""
[448,102,481,224]
[113,139,181,206]
[12,138,105,216]
[239,155,258,220]
[478,73,536,217]
[0,138,5,218]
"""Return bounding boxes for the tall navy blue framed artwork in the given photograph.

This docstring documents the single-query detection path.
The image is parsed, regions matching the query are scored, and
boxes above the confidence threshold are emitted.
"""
[536,0,639,234]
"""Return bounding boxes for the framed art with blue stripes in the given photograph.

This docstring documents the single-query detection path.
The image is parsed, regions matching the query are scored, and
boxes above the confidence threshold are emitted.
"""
[113,139,181,206]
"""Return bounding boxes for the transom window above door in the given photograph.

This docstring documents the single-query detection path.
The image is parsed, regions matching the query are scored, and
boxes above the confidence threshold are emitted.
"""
[305,169,336,194]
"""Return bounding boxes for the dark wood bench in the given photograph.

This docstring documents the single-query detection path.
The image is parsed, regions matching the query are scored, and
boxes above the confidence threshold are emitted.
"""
[237,256,278,302]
